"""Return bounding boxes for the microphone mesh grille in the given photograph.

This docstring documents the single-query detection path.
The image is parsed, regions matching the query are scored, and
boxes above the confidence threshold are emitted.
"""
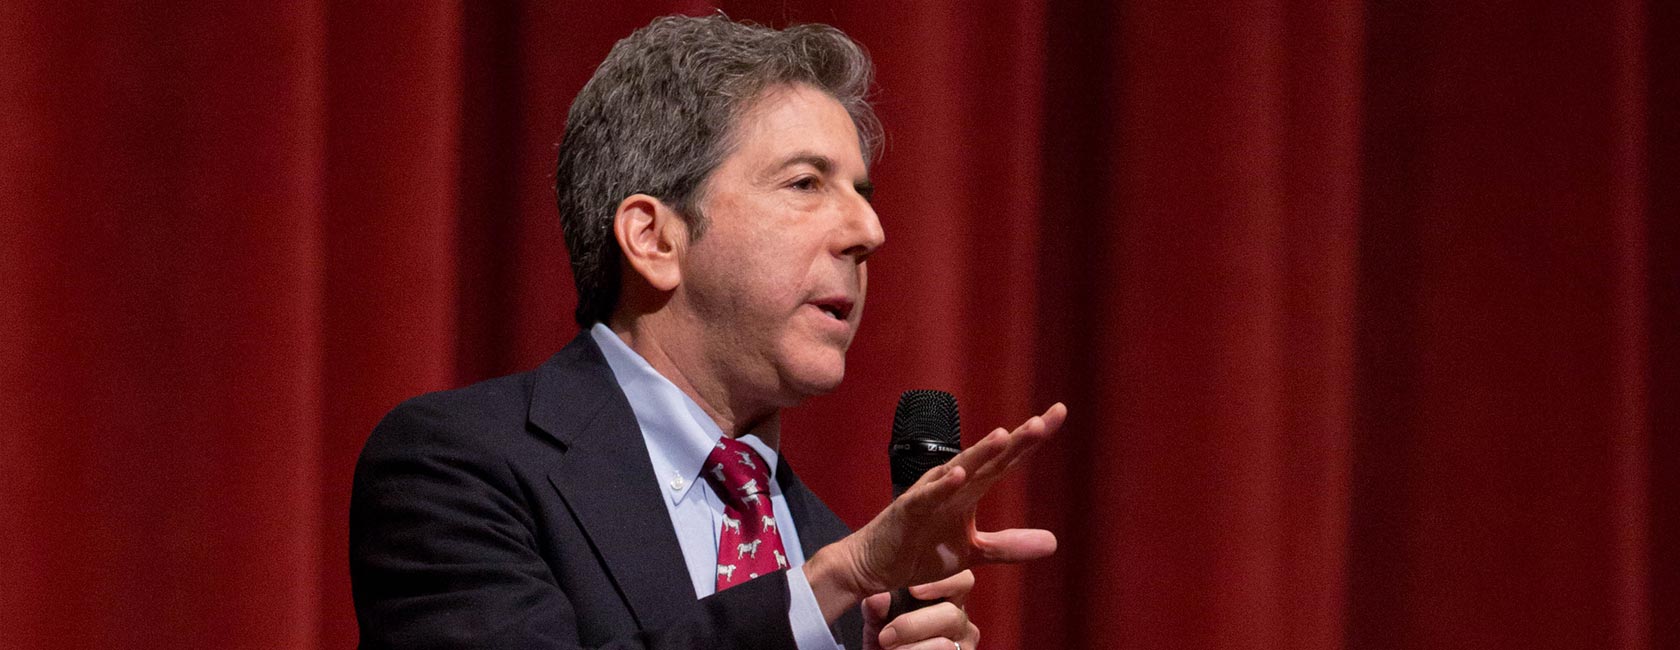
[889,390,960,495]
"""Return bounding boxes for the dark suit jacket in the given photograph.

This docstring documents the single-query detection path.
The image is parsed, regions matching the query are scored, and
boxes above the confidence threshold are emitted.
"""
[350,333,864,649]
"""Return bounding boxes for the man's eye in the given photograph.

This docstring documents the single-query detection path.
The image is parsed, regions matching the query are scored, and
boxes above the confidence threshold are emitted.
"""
[789,177,819,191]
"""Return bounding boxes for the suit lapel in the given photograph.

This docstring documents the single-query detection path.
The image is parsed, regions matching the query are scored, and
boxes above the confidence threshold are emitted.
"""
[530,334,863,646]
[776,455,851,558]
[777,456,865,649]
[530,335,698,631]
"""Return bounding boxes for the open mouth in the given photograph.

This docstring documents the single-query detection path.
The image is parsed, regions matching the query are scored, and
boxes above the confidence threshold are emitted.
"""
[810,298,853,322]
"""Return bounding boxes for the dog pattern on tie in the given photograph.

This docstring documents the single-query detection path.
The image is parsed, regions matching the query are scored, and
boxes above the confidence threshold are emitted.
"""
[704,437,787,591]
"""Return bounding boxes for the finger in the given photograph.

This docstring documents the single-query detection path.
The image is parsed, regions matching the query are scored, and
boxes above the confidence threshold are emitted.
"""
[965,403,1065,485]
[1002,402,1066,470]
[1039,401,1068,432]
[892,638,963,650]
[999,403,1064,461]
[910,430,1029,518]
[943,427,1011,482]
[934,429,1024,508]
[1000,436,1050,475]
[894,464,968,516]
[973,528,1057,563]
[906,569,974,605]
[967,416,1044,481]
[863,591,893,626]
[898,404,1066,517]
[861,592,891,650]
[879,602,967,648]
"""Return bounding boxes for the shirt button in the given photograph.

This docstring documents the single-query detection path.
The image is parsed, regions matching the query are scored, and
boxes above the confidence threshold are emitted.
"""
[669,476,685,491]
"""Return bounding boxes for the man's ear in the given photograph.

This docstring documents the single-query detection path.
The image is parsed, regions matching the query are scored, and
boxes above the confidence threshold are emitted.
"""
[613,193,688,292]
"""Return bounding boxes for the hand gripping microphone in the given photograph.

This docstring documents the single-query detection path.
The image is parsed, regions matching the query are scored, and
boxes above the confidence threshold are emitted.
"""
[885,389,962,620]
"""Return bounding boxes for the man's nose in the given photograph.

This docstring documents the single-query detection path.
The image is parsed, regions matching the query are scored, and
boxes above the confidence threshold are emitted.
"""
[837,194,884,262]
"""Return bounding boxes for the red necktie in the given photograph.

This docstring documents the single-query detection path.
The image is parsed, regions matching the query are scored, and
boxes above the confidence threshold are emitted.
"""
[703,437,789,591]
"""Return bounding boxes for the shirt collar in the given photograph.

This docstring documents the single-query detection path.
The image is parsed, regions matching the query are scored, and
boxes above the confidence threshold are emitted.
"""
[590,324,779,505]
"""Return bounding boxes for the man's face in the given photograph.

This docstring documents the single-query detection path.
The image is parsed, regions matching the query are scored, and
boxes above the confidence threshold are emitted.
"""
[673,83,883,409]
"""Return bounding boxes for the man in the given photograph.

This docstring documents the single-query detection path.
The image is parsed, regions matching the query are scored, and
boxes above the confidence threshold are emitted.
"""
[350,14,1066,650]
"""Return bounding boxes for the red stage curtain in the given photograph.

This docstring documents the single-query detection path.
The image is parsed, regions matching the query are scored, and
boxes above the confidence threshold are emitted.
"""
[2,2,1674,649]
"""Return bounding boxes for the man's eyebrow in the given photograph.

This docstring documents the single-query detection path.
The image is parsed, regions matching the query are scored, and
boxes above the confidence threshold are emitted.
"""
[772,152,872,200]
[771,153,835,175]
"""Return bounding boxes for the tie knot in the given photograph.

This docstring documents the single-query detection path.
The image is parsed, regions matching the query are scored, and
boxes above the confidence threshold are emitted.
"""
[703,437,771,509]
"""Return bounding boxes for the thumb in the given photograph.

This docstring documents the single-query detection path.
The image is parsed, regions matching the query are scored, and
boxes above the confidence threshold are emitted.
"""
[861,592,892,650]
[973,528,1058,563]
[863,591,892,625]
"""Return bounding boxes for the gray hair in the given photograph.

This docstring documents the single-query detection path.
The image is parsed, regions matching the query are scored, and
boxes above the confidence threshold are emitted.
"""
[555,14,881,327]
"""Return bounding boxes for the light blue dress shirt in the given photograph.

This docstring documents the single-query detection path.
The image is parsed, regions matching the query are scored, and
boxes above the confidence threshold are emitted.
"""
[590,324,845,650]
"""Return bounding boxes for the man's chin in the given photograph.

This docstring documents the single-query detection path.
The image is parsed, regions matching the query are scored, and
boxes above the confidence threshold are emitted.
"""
[792,370,845,399]
[777,356,848,401]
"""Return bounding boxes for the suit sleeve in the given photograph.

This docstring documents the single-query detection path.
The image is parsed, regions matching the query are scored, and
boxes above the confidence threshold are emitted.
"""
[350,399,800,650]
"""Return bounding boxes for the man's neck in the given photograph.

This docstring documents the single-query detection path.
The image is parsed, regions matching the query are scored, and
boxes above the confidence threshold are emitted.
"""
[606,317,781,447]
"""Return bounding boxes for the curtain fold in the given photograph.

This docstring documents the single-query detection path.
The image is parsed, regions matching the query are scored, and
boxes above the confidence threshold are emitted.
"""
[1,4,328,647]
[2,2,1672,649]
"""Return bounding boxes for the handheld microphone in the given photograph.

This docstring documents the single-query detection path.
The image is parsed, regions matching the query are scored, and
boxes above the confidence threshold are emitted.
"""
[885,389,961,620]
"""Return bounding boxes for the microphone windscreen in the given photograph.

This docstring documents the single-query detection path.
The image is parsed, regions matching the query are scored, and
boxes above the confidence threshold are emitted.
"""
[888,389,961,497]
